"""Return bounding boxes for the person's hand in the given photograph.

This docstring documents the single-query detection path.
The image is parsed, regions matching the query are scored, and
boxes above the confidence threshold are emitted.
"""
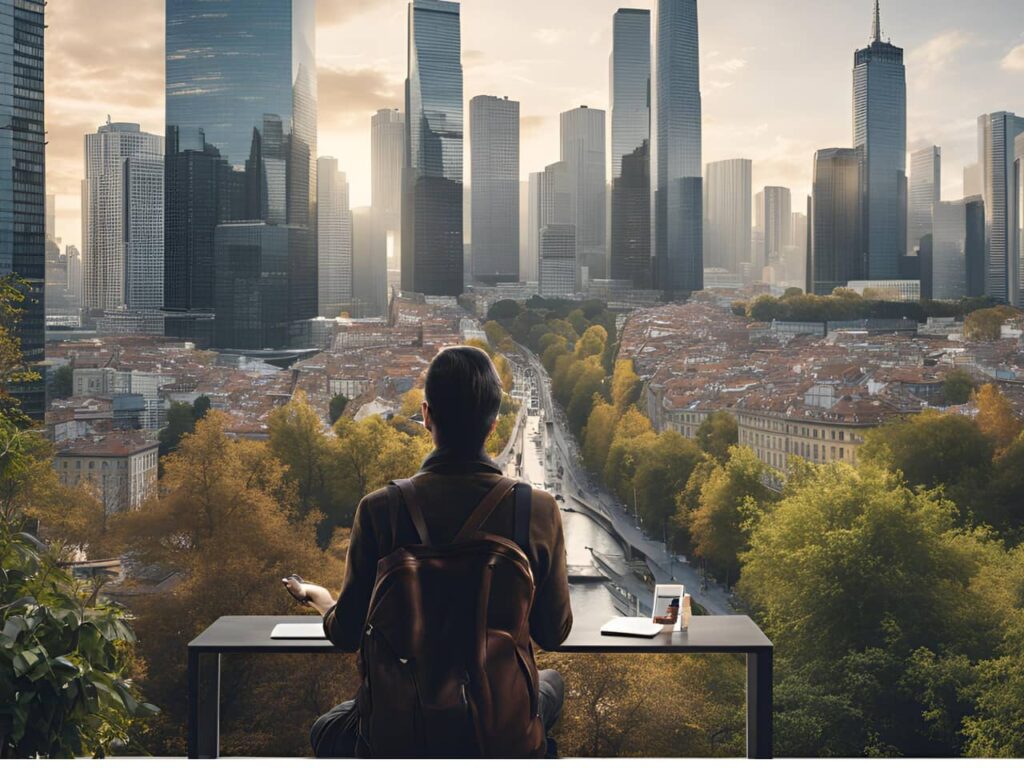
[281,575,335,615]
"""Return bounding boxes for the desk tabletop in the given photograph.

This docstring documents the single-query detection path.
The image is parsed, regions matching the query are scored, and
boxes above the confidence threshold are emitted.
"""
[189,614,771,654]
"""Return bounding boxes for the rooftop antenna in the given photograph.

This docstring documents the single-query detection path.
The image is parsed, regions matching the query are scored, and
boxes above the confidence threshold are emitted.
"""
[871,0,881,43]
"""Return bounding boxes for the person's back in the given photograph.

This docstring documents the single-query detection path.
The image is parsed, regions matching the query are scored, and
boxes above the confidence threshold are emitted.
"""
[285,346,572,758]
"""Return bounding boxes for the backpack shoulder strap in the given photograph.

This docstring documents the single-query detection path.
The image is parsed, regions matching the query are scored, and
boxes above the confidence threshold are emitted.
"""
[513,482,531,553]
[392,478,431,547]
[453,476,517,544]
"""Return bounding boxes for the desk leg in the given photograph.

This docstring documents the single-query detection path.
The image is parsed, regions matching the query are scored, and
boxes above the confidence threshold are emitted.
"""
[187,650,220,758]
[746,648,773,759]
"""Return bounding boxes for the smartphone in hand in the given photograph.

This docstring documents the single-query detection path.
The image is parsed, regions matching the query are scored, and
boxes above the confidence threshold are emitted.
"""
[282,574,311,606]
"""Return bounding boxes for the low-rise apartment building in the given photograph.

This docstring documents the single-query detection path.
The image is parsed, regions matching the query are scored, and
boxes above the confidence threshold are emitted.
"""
[54,434,159,515]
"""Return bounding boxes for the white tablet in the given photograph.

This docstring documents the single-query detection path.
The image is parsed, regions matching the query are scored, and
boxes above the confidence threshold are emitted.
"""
[600,616,664,638]
[271,623,327,640]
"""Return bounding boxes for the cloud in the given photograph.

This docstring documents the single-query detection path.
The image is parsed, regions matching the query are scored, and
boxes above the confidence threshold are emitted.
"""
[907,30,971,79]
[533,28,565,46]
[317,66,404,130]
[318,0,396,27]
[520,115,547,136]
[1002,43,1024,71]
[707,57,748,75]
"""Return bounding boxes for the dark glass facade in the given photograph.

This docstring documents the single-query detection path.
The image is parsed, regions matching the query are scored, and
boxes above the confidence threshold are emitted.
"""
[165,0,317,349]
[403,0,464,297]
[651,0,703,297]
[0,0,45,419]
[810,148,864,295]
[610,9,651,287]
[853,4,906,281]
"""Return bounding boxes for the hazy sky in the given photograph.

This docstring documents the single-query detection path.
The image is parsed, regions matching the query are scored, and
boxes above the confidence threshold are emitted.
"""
[45,0,1024,246]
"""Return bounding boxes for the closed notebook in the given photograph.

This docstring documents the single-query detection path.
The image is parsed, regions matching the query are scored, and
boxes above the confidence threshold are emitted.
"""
[599,617,664,638]
[271,623,326,640]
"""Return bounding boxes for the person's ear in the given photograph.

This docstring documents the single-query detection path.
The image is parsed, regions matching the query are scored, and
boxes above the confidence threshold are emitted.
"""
[421,401,432,430]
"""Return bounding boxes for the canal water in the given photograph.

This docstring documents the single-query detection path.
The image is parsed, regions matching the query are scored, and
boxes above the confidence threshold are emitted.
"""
[561,509,630,618]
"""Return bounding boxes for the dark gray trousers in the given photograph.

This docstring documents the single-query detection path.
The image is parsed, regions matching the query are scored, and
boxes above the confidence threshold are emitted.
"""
[311,668,565,758]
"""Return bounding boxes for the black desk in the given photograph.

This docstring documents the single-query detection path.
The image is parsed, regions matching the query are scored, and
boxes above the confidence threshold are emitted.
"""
[188,614,772,759]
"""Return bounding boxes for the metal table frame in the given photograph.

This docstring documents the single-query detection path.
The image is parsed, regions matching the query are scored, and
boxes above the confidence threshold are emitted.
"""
[188,614,772,759]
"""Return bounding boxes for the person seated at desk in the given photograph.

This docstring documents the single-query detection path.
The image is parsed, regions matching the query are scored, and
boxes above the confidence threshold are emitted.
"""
[284,346,573,758]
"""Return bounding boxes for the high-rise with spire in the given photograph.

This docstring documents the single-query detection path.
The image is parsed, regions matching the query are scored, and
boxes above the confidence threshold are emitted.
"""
[853,0,906,280]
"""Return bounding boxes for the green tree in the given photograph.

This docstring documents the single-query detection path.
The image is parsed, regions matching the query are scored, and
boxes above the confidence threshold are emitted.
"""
[633,430,705,540]
[51,366,73,399]
[689,446,773,585]
[740,462,1006,756]
[157,402,196,456]
[1,518,156,756]
[941,369,975,406]
[329,393,350,425]
[192,394,212,421]
[0,275,41,422]
[860,411,993,515]
[566,361,606,436]
[696,412,739,463]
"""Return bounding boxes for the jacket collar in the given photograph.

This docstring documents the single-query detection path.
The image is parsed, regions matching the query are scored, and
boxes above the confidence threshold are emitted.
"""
[419,447,503,476]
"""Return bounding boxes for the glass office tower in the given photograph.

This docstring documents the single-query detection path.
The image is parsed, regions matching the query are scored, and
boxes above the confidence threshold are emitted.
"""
[810,148,864,295]
[703,159,751,274]
[317,157,353,318]
[560,106,606,285]
[978,112,1024,305]
[0,0,45,419]
[83,122,164,313]
[165,0,317,348]
[403,0,464,298]
[470,95,520,285]
[853,0,906,280]
[372,108,404,307]
[908,146,940,256]
[610,8,651,287]
[651,0,703,297]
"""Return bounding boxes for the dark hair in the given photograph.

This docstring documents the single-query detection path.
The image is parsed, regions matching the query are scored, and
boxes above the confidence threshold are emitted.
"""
[424,346,503,453]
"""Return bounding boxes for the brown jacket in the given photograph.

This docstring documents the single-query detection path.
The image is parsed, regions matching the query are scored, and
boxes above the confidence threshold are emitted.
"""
[324,449,573,652]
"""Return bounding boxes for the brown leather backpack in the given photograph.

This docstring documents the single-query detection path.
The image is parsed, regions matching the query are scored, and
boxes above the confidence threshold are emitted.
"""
[354,476,547,758]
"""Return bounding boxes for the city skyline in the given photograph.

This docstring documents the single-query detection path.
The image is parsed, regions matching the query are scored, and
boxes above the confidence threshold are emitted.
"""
[44,0,1024,248]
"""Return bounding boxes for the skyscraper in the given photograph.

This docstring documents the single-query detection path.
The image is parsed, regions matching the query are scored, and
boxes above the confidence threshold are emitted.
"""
[908,146,940,256]
[537,161,576,297]
[82,121,164,313]
[470,95,520,285]
[560,106,606,285]
[760,186,792,267]
[931,199,967,300]
[978,111,1024,305]
[964,195,986,298]
[317,157,353,318]
[853,0,906,280]
[703,159,751,274]
[351,206,382,317]
[610,8,651,288]
[0,0,45,419]
[651,0,703,296]
[371,109,404,302]
[527,172,542,284]
[403,0,464,298]
[810,149,864,295]
[165,0,318,348]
